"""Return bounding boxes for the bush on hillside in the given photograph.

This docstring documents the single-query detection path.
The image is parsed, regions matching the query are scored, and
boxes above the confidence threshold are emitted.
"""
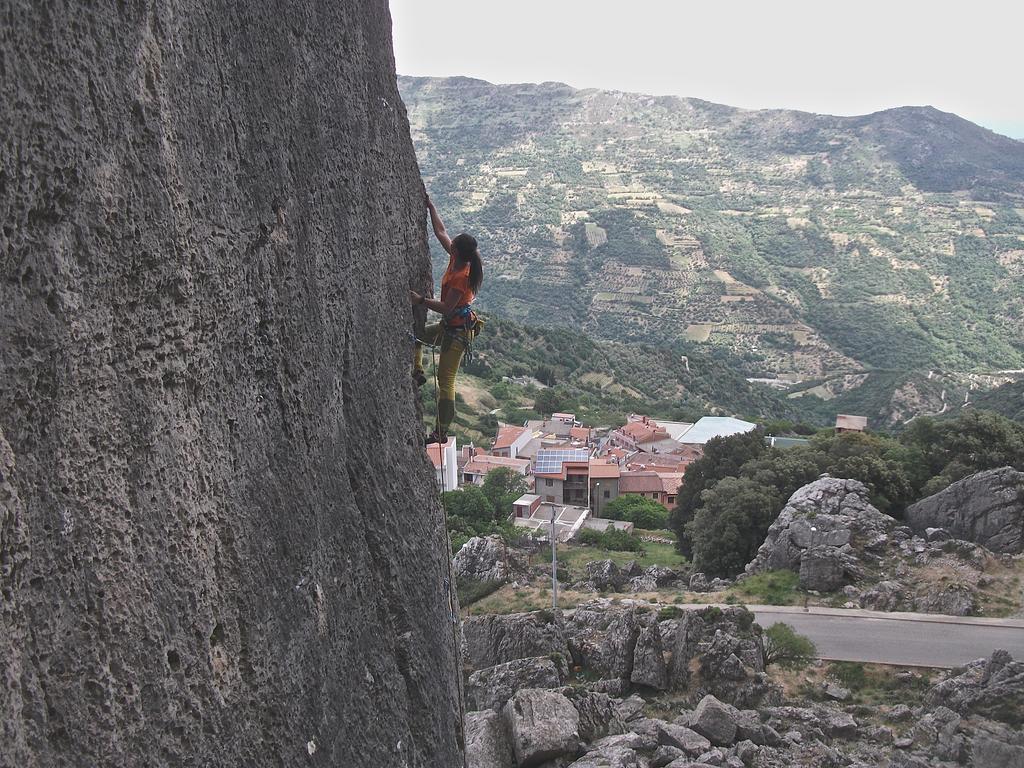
[602,493,670,529]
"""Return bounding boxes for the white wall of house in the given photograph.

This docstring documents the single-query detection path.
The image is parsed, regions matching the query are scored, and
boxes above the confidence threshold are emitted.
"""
[434,436,459,491]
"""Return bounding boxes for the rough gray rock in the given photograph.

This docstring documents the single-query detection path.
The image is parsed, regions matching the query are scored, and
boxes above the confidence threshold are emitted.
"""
[911,706,964,762]
[631,624,669,690]
[584,560,626,592]
[466,710,516,768]
[799,546,847,592]
[658,722,712,755]
[913,584,976,616]
[858,580,911,612]
[905,467,1024,553]
[568,745,640,768]
[628,565,684,592]
[689,572,710,592]
[463,611,570,670]
[926,649,1024,724]
[0,3,463,766]
[690,695,739,746]
[455,535,513,583]
[972,735,1024,768]
[563,688,626,743]
[669,607,781,708]
[504,688,581,768]
[745,478,896,591]
[468,656,563,712]
[567,601,644,680]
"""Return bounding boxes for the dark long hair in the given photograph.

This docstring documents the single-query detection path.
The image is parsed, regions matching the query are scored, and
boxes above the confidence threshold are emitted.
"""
[452,233,483,293]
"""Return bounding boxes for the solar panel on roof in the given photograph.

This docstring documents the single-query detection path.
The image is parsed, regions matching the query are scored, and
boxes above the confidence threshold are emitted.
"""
[535,448,590,474]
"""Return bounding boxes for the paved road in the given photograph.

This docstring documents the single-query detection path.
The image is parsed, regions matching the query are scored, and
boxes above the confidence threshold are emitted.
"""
[744,605,1024,668]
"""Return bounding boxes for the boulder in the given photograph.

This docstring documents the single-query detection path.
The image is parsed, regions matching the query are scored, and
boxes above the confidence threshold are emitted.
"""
[585,560,626,591]
[926,649,1024,724]
[567,601,644,680]
[566,745,639,767]
[468,656,563,712]
[689,572,710,592]
[798,546,847,591]
[913,584,976,616]
[455,535,513,583]
[563,688,626,743]
[465,710,515,768]
[631,625,669,690]
[628,565,685,592]
[504,689,581,768]
[669,607,781,708]
[972,735,1024,768]
[905,467,1024,553]
[689,695,738,746]
[657,722,711,755]
[463,611,570,671]
[858,580,910,612]
[911,706,964,762]
[745,477,897,589]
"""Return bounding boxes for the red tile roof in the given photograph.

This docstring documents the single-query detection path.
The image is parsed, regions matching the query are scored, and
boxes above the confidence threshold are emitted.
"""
[618,471,666,494]
[588,461,621,479]
[493,424,527,450]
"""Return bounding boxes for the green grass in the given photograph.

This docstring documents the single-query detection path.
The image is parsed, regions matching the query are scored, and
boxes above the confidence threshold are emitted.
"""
[729,570,801,605]
[544,539,687,578]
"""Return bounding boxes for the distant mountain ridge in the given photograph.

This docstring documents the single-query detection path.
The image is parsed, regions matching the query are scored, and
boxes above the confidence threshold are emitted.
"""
[399,76,1024,412]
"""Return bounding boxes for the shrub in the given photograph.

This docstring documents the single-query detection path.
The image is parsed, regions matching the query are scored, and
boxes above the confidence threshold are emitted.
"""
[658,605,683,620]
[762,623,817,669]
[603,494,670,529]
[734,570,800,605]
[576,527,644,552]
[831,661,867,691]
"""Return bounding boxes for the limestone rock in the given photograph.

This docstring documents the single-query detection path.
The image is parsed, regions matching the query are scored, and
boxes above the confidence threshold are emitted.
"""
[631,624,669,690]
[563,688,626,743]
[657,722,712,755]
[859,580,911,611]
[505,689,581,768]
[799,546,847,591]
[745,477,896,591]
[584,560,626,591]
[690,695,739,746]
[567,745,640,767]
[468,656,563,712]
[669,607,781,708]
[689,572,710,592]
[567,601,643,680]
[463,611,570,670]
[0,2,462,765]
[913,584,976,616]
[905,467,1024,553]
[455,535,513,583]
[926,649,1024,724]
[466,710,516,768]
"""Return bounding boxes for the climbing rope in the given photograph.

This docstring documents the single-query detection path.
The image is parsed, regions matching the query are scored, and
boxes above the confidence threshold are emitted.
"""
[425,337,468,757]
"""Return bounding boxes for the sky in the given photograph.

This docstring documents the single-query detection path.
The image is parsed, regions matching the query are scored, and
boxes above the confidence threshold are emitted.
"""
[391,0,1024,139]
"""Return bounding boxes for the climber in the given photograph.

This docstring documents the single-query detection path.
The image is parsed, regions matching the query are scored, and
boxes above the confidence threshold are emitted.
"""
[410,192,484,446]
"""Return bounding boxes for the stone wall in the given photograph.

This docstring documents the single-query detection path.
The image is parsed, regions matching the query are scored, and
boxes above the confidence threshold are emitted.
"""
[0,2,462,765]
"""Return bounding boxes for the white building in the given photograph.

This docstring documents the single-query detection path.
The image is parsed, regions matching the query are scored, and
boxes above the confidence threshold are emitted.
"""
[427,436,459,491]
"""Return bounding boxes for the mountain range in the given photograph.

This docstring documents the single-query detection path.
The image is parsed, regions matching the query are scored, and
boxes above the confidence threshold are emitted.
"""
[398,76,1024,424]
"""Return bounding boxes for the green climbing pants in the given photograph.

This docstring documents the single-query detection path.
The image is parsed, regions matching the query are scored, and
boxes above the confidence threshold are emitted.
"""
[414,322,477,437]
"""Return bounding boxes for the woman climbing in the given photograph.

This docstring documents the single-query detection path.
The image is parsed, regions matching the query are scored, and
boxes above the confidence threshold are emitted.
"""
[410,192,484,446]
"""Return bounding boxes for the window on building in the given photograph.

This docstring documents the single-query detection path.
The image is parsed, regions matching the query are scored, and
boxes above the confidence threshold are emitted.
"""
[545,478,553,487]
[603,490,610,499]
[668,495,676,504]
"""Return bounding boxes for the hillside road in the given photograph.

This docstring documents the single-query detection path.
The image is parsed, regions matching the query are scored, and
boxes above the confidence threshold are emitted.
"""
[744,605,1024,668]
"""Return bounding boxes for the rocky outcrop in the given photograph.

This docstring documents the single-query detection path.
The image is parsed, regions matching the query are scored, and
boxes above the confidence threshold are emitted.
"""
[669,607,781,708]
[1,2,462,766]
[466,710,516,768]
[455,535,515,583]
[463,611,570,671]
[905,467,1024,553]
[745,477,896,591]
[467,656,564,712]
[926,649,1024,724]
[504,689,581,767]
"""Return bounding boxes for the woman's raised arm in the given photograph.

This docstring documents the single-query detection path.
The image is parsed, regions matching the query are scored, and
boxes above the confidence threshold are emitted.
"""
[426,193,452,254]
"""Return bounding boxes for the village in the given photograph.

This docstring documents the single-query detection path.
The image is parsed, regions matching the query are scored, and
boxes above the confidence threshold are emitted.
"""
[427,412,869,541]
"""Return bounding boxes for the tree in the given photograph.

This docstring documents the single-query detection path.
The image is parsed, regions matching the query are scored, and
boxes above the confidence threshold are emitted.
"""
[671,428,767,557]
[442,486,494,523]
[480,467,529,520]
[602,493,669,529]
[762,623,817,670]
[687,477,782,578]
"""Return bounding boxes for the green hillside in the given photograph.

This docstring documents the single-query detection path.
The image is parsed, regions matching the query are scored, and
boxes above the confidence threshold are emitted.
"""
[400,77,1024,407]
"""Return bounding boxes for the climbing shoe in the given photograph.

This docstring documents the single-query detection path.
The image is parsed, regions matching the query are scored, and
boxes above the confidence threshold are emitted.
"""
[413,370,427,387]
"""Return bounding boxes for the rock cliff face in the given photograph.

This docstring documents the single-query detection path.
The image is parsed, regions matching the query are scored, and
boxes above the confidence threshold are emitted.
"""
[1,2,463,766]
[905,467,1024,554]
